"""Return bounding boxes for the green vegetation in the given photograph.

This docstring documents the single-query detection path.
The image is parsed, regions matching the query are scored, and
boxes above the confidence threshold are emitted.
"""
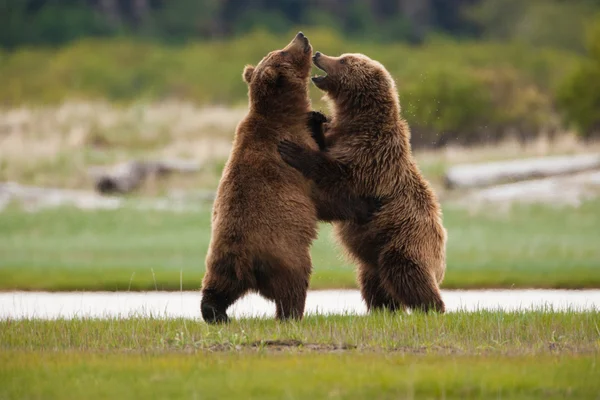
[465,0,599,51]
[558,15,600,138]
[2,1,599,141]
[2,352,596,399]
[3,311,599,354]
[1,312,598,398]
[1,200,599,291]
[2,0,595,47]
[0,29,582,146]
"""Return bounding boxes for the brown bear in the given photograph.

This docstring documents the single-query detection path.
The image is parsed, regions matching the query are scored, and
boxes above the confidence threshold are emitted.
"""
[201,34,377,323]
[278,51,447,313]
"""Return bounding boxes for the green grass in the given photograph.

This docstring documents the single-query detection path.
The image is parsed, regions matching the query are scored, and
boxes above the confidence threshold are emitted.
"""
[1,199,599,291]
[1,352,597,399]
[1,312,598,398]
[3,311,599,354]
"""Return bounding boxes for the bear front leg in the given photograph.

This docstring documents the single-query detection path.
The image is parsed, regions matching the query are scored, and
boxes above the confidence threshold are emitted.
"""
[278,140,346,184]
[312,188,382,224]
[279,140,381,224]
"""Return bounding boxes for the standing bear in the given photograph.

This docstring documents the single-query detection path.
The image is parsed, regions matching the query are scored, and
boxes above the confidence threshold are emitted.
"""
[279,52,447,313]
[201,34,377,323]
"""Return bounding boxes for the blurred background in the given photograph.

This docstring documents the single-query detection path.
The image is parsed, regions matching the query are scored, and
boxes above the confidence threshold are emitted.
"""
[1,0,599,293]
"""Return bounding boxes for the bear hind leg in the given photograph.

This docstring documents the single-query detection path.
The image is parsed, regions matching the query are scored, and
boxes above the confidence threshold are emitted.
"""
[201,255,250,324]
[255,257,310,321]
[358,263,403,313]
[379,251,445,313]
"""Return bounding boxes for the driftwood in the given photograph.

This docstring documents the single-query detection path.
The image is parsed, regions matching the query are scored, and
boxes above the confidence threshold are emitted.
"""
[444,154,600,190]
[88,159,201,194]
[461,170,600,206]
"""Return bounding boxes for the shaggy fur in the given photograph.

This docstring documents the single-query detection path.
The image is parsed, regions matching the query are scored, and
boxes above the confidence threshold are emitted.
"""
[278,52,447,313]
[201,35,377,324]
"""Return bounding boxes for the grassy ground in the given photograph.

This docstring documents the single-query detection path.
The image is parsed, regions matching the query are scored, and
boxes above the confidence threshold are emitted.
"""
[1,312,598,399]
[3,311,598,353]
[1,352,597,399]
[1,199,599,291]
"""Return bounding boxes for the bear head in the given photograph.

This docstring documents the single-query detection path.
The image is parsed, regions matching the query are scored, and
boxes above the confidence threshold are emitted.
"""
[243,32,313,115]
[312,52,399,114]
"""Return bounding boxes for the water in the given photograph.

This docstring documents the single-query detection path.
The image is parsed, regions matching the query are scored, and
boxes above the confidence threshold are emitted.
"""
[1,289,598,320]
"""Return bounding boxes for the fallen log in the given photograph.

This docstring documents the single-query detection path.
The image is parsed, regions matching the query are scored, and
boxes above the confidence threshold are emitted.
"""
[460,170,600,206]
[444,153,600,190]
[88,159,201,194]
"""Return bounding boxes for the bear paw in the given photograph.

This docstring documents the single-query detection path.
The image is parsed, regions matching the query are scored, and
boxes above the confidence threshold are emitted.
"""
[278,140,310,173]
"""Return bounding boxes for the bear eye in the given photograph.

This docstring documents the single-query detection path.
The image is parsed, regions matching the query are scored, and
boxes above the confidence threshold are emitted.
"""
[280,51,288,56]
[340,58,346,65]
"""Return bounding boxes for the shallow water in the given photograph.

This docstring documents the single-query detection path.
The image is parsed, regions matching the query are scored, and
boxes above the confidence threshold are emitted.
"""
[1,289,598,320]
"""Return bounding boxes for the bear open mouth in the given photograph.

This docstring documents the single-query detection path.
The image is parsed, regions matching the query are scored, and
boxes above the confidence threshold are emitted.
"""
[312,58,328,84]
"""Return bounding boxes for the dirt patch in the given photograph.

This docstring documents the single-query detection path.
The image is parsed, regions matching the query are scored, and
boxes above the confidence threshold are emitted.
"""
[174,342,599,355]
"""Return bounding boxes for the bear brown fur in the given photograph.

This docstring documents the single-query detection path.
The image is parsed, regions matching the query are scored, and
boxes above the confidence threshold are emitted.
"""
[201,35,377,323]
[279,51,447,313]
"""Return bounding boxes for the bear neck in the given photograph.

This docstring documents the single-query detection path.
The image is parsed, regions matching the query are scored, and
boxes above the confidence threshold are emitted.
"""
[251,100,310,119]
[328,95,414,161]
[330,97,403,132]
[330,90,400,124]
[249,85,310,120]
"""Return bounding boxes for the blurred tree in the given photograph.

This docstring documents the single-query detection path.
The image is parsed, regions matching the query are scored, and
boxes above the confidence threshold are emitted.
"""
[142,0,221,41]
[466,0,598,51]
[557,15,600,138]
[1,0,599,49]
[0,0,113,48]
[233,9,290,35]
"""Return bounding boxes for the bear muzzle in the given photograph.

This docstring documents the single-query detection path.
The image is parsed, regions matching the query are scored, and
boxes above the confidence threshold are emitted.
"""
[286,31,311,54]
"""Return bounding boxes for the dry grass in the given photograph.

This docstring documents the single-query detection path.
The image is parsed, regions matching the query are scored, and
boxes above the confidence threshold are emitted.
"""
[2,101,600,194]
[0,102,243,190]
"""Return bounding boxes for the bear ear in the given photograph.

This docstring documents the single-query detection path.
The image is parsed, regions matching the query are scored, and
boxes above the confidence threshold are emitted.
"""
[243,65,255,84]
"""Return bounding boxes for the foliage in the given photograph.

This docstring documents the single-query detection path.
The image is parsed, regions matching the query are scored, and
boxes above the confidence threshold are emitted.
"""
[0,29,581,146]
[2,0,599,48]
[466,0,599,52]
[557,16,600,138]
[402,67,494,146]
